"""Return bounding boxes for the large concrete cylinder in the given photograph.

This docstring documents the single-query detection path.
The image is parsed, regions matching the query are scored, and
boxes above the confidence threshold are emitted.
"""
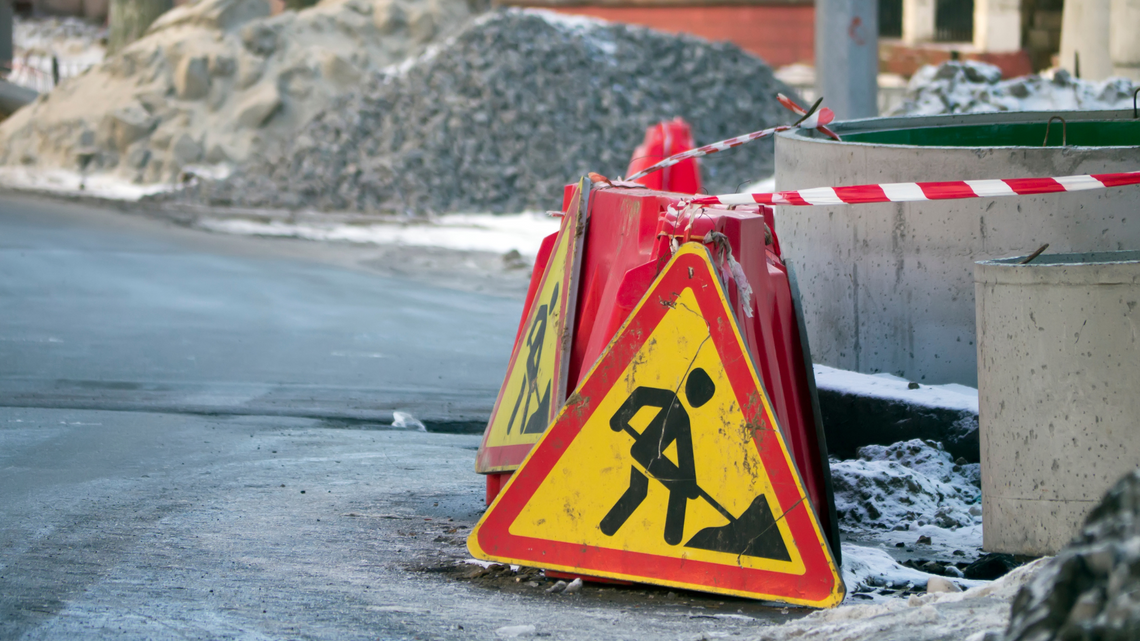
[774,110,1140,386]
[975,251,1140,555]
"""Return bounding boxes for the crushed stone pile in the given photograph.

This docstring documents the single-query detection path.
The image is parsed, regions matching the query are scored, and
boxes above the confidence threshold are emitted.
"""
[1004,468,1140,641]
[0,0,472,183]
[180,9,796,214]
[831,439,982,533]
[890,60,1137,116]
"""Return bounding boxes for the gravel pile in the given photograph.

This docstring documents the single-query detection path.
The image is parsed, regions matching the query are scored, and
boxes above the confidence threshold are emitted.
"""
[890,60,1137,116]
[181,9,795,214]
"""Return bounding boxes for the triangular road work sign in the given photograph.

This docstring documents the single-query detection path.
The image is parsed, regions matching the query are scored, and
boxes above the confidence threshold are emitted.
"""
[475,179,589,474]
[468,243,845,607]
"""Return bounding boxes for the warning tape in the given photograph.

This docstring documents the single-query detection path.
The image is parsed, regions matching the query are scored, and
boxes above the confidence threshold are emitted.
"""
[690,170,1140,207]
[625,95,837,183]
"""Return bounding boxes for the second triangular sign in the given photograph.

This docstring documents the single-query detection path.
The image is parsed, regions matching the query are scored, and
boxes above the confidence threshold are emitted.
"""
[468,243,845,608]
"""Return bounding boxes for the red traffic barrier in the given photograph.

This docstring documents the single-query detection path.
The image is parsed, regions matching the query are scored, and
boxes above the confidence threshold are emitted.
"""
[484,182,840,562]
[625,119,702,195]
[470,243,845,607]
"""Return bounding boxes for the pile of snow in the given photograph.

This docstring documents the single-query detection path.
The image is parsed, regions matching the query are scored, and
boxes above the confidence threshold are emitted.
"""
[889,61,1137,116]
[176,8,796,214]
[0,0,472,184]
[752,558,1050,641]
[832,439,981,534]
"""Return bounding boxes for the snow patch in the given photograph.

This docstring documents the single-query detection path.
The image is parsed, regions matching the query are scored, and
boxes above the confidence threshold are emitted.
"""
[0,166,175,201]
[752,557,1050,640]
[813,364,978,413]
[892,60,1136,116]
[909,557,1052,607]
[841,543,987,603]
[194,212,560,257]
[832,439,981,533]
[463,559,520,570]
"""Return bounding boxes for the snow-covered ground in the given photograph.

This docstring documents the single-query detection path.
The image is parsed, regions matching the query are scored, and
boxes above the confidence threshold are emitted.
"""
[834,440,981,535]
[889,60,1136,116]
[0,165,560,258]
[811,373,987,605]
[195,212,561,258]
[814,365,978,414]
[0,166,173,201]
[753,558,1050,641]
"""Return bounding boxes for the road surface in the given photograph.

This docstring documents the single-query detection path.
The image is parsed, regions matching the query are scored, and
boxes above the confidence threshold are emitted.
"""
[0,195,797,640]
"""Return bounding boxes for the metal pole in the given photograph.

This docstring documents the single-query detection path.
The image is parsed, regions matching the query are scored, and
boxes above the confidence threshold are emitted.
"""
[0,0,13,71]
[814,0,879,121]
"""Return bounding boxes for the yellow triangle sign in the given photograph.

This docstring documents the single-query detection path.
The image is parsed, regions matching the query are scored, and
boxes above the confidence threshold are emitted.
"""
[475,179,589,474]
[468,243,845,607]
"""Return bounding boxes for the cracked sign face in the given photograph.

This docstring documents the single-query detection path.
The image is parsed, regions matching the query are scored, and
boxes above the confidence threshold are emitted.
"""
[475,179,588,474]
[468,244,844,607]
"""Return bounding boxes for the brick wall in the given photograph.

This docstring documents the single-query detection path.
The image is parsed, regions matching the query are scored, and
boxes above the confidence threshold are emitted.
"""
[546,5,815,67]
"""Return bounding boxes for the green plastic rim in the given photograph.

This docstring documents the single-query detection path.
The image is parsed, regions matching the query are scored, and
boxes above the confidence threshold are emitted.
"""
[841,120,1140,148]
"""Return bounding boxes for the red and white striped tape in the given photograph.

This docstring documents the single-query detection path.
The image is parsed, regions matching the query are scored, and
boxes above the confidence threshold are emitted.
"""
[625,95,837,183]
[690,171,1140,207]
[775,94,840,142]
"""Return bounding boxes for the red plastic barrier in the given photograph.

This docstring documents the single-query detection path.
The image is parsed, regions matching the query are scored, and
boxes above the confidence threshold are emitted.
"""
[488,184,839,558]
[626,119,702,195]
[570,186,838,558]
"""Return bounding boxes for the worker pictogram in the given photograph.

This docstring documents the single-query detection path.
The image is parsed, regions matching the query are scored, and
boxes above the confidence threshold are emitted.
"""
[600,367,790,561]
[468,244,844,607]
[475,179,589,474]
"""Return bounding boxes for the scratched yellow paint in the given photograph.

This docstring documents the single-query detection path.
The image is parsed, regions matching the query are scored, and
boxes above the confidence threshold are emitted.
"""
[509,288,806,575]
[478,194,575,460]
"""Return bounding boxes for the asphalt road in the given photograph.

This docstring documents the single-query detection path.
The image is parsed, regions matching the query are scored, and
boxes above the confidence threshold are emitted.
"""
[0,196,798,640]
[0,195,527,429]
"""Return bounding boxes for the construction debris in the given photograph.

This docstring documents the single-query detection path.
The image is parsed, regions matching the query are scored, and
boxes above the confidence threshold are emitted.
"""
[176,9,796,214]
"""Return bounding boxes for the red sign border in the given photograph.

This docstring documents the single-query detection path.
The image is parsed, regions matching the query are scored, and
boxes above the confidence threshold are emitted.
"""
[469,244,844,607]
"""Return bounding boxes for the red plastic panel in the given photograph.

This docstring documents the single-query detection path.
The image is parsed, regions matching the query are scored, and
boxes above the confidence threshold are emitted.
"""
[626,119,702,195]
[490,186,835,550]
